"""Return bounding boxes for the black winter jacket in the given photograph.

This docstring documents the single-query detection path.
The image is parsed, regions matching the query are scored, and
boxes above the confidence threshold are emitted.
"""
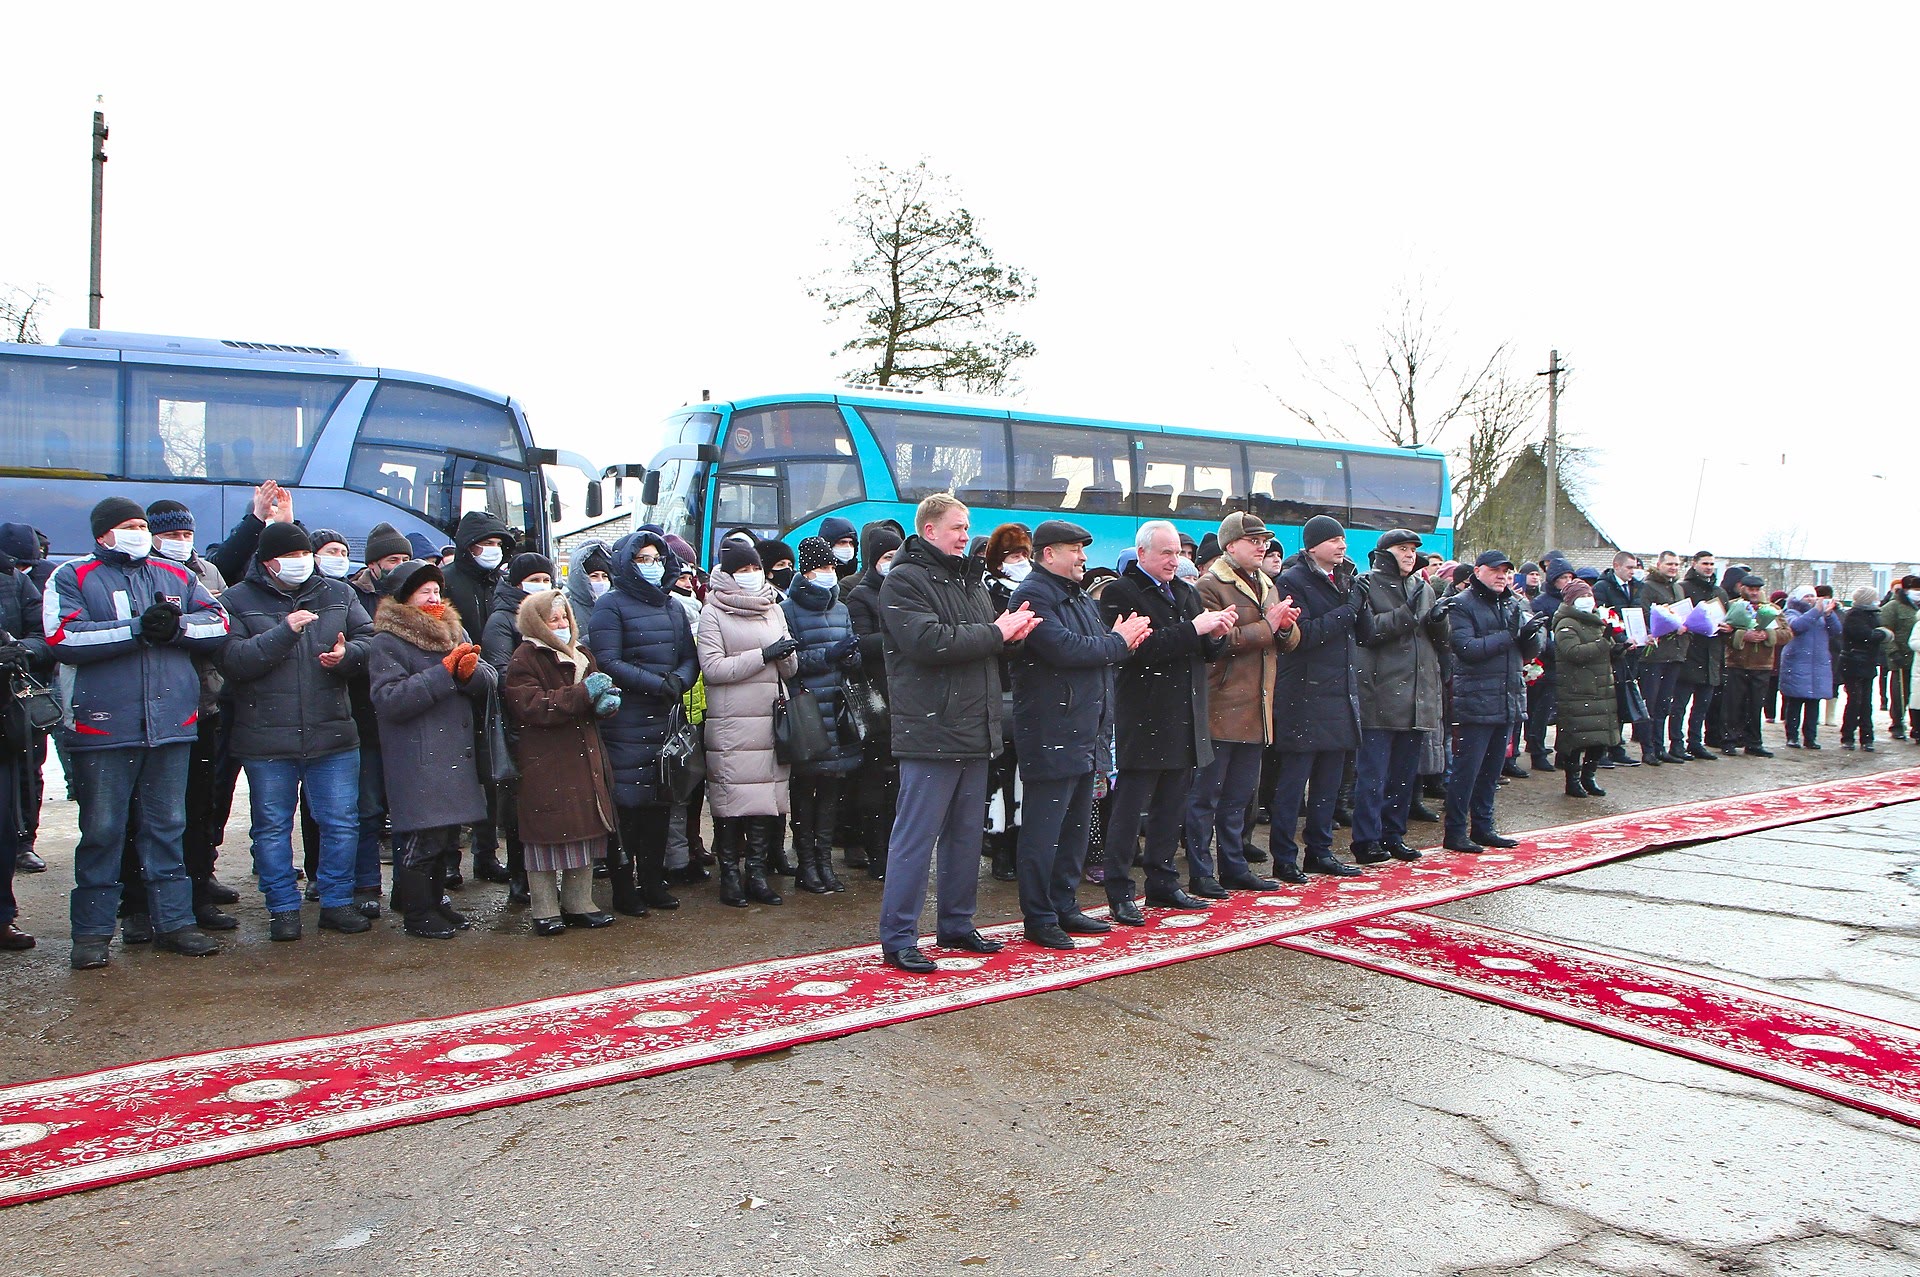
[1101,563,1225,771]
[1008,563,1129,782]
[1448,578,1544,726]
[1678,568,1731,686]
[1840,605,1890,682]
[481,580,536,674]
[219,563,374,761]
[1273,558,1372,753]
[0,566,51,676]
[782,577,861,775]
[445,509,514,644]
[587,531,699,806]
[878,536,1007,762]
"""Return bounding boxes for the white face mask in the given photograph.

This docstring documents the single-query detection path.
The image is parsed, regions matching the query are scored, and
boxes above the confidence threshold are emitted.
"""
[549,626,571,647]
[1909,591,1920,605]
[876,559,893,576]
[832,544,855,563]
[733,570,766,593]
[806,569,838,589]
[473,545,504,571]
[521,580,551,594]
[1572,596,1596,613]
[589,578,611,598]
[275,554,315,585]
[112,528,152,560]
[317,553,351,579]
[1001,558,1031,583]
[156,537,194,563]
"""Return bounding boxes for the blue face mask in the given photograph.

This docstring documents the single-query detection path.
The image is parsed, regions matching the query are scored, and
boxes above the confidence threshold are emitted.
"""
[637,562,666,585]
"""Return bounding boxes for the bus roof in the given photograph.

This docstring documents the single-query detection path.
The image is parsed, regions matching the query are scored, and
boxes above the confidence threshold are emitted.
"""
[688,388,1447,460]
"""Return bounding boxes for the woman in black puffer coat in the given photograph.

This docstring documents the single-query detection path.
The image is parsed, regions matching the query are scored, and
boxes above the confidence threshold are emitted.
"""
[780,537,864,893]
[588,531,698,916]
[843,521,904,880]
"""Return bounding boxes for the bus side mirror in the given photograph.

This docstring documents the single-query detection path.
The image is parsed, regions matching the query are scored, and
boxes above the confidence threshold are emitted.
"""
[585,484,604,519]
[696,444,722,463]
[642,471,662,505]
[549,491,562,524]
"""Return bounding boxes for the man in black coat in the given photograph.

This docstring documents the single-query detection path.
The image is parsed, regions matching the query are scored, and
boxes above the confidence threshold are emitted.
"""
[1672,550,1732,761]
[1524,551,1576,771]
[1008,521,1149,949]
[1270,515,1375,879]
[875,496,1039,974]
[1445,551,1548,853]
[1100,521,1235,920]
[1592,550,1652,766]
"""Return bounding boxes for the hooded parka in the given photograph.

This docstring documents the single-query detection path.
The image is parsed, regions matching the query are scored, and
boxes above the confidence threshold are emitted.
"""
[588,531,699,807]
[1550,605,1622,751]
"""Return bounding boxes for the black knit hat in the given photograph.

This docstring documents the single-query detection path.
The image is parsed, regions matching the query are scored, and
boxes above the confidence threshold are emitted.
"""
[581,544,614,577]
[146,499,195,536]
[364,522,411,562]
[507,552,555,585]
[797,536,834,574]
[866,526,903,561]
[91,496,146,540]
[1301,513,1345,551]
[718,543,762,575]
[256,522,314,563]
[383,559,445,603]
[309,527,350,554]
[755,538,796,569]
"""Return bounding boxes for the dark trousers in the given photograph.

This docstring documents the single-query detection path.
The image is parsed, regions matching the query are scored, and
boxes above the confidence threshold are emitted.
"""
[1888,662,1912,738]
[1015,770,1094,929]
[1446,723,1510,842]
[1183,740,1264,882]
[1723,669,1769,750]
[878,758,987,952]
[1842,678,1877,745]
[22,734,45,848]
[1270,748,1347,869]
[1638,662,1680,748]
[0,755,20,927]
[1353,729,1422,845]
[1782,697,1822,745]
[1671,679,1716,751]
[1106,766,1192,901]
[1524,680,1554,762]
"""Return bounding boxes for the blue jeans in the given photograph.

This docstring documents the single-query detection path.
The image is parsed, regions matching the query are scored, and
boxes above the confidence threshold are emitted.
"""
[1271,749,1348,868]
[245,749,361,912]
[1446,723,1510,842]
[878,758,987,953]
[1353,729,1423,845]
[70,743,195,936]
[1184,740,1264,882]
[354,741,387,892]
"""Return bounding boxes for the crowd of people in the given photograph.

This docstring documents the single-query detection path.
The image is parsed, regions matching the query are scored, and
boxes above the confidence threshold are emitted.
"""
[0,487,1913,974]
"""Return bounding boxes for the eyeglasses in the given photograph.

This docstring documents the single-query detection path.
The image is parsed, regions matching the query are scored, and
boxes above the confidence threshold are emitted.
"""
[633,553,662,564]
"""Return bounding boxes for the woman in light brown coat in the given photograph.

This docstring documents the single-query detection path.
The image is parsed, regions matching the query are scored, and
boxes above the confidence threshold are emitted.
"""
[697,543,801,907]
[502,592,621,935]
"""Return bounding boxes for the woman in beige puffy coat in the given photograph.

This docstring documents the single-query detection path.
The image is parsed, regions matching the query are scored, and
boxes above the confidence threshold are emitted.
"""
[697,543,801,907]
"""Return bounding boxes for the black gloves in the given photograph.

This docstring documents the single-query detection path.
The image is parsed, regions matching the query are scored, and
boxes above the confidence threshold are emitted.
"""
[760,637,800,664]
[1518,613,1548,642]
[140,600,183,645]
[831,635,861,667]
[0,643,29,674]
[660,672,686,701]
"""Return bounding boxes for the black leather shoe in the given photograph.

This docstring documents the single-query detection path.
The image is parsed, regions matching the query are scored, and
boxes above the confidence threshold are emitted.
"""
[1188,876,1230,900]
[318,905,372,934]
[0,923,36,950]
[69,936,111,969]
[1659,750,1689,764]
[1273,863,1309,885]
[1501,761,1530,779]
[1443,836,1486,854]
[883,946,937,973]
[155,926,220,957]
[1058,911,1112,934]
[205,876,240,905]
[1351,842,1391,865]
[1221,871,1281,891]
[1244,845,1270,862]
[1407,801,1440,823]
[473,851,512,884]
[937,929,1005,953]
[121,913,154,945]
[1332,807,1354,829]
[1384,839,1423,862]
[1687,745,1718,761]
[561,910,616,929]
[194,903,239,931]
[1143,889,1211,910]
[15,849,45,874]
[532,916,567,937]
[1472,831,1521,849]
[268,911,302,942]
[1108,897,1147,926]
[1023,924,1078,950]
[1305,857,1362,876]
[403,917,458,940]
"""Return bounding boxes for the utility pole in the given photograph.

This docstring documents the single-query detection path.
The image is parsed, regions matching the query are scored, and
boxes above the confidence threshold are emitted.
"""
[89,99,108,329]
[1537,348,1563,552]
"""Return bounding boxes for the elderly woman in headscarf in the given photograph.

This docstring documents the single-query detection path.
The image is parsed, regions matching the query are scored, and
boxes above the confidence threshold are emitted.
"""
[503,588,621,934]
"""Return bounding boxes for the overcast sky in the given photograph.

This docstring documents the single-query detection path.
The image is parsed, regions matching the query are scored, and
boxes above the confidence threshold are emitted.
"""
[6,4,1915,559]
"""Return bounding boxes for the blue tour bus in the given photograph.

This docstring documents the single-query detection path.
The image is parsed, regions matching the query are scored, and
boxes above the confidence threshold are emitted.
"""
[631,390,1453,570]
[0,329,607,561]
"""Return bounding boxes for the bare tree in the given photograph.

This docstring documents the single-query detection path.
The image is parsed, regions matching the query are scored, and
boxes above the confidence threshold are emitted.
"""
[1452,357,1548,528]
[1,284,49,344]
[809,160,1037,394]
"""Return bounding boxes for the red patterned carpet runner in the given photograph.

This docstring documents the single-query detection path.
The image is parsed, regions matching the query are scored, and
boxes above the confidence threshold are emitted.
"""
[0,768,1915,1207]
[1277,912,1920,1127]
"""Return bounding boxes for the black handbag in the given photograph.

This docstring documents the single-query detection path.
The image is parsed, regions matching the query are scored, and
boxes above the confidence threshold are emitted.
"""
[658,701,706,804]
[482,686,518,785]
[3,671,62,754]
[843,668,887,736]
[772,681,833,766]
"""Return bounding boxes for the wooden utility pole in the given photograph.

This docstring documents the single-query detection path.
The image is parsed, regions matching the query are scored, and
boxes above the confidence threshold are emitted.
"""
[1538,348,1563,551]
[89,100,108,329]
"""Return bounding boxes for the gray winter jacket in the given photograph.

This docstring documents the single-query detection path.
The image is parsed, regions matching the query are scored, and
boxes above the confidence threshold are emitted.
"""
[367,598,497,834]
[1354,553,1447,733]
[218,563,374,761]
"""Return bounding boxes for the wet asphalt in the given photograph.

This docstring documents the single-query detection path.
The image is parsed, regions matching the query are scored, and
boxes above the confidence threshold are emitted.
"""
[4,736,1919,1276]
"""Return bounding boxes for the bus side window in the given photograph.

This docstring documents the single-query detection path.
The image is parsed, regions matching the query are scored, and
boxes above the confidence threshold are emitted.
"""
[856,408,1009,504]
[1347,452,1444,532]
[1012,423,1130,514]
[1247,443,1349,526]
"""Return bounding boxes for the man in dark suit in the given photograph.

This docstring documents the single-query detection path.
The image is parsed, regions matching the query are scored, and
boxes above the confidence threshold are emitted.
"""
[1099,521,1235,923]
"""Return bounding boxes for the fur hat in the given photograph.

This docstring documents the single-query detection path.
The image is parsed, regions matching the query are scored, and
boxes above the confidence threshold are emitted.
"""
[256,522,313,563]
[983,523,1033,574]
[718,543,762,575]
[145,499,195,536]
[91,496,146,540]
[364,522,411,562]
[797,536,834,574]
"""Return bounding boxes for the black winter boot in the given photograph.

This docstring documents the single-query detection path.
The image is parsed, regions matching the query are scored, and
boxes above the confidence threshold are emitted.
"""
[1579,754,1607,797]
[743,817,784,905]
[395,862,455,939]
[716,818,748,908]
[609,847,649,918]
[792,806,830,895]
[989,831,1018,882]
[813,793,847,892]
[1564,763,1587,798]
[506,842,530,907]
[634,833,679,911]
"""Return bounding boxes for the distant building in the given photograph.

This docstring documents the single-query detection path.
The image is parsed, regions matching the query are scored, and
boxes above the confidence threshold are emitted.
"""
[1458,445,1618,568]
[552,505,639,574]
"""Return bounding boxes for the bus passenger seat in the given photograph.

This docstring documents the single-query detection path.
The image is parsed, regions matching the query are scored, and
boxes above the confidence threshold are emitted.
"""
[1079,484,1125,514]
[1137,485,1174,517]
